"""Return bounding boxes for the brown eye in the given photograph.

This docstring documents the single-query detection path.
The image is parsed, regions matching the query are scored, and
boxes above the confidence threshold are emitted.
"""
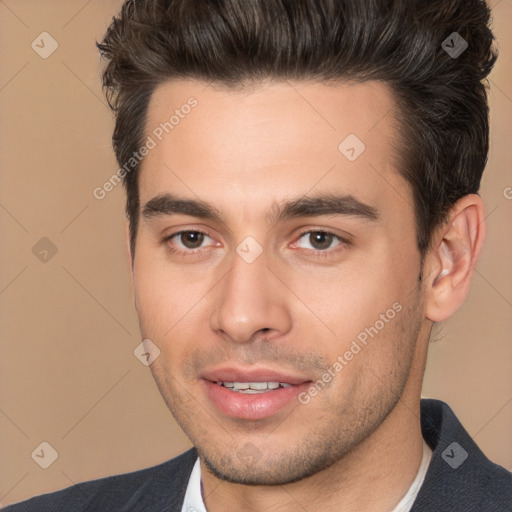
[308,232,334,250]
[164,229,219,257]
[179,231,205,249]
[296,231,339,251]
[291,230,349,259]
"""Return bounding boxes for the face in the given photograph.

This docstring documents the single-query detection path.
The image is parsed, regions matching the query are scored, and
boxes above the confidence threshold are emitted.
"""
[132,79,427,485]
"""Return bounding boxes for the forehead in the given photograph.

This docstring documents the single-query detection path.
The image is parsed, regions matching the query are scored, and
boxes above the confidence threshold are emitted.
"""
[139,78,409,224]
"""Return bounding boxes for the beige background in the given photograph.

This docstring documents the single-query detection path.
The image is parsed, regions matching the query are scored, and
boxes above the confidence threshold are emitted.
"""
[0,0,511,507]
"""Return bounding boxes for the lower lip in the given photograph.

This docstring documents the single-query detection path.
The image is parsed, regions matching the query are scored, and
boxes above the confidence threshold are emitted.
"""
[202,380,310,420]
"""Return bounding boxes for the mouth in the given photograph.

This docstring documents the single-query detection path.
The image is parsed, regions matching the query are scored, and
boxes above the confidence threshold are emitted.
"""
[200,367,312,420]
[214,381,293,393]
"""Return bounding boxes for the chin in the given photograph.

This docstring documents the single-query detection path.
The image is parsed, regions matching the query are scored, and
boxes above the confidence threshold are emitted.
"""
[197,438,349,486]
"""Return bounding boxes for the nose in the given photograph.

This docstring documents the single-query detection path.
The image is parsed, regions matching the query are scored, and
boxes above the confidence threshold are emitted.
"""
[209,249,292,344]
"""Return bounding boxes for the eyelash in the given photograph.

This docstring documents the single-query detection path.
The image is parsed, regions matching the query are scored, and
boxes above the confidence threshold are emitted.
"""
[162,229,350,260]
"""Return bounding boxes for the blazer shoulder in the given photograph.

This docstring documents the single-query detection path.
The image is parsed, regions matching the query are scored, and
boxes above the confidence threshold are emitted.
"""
[477,460,512,507]
[416,399,512,510]
[2,448,198,512]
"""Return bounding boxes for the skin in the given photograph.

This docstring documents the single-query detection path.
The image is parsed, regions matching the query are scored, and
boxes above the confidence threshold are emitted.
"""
[129,78,485,511]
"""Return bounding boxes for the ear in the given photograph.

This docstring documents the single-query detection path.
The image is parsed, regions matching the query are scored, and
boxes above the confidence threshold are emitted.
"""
[424,194,486,322]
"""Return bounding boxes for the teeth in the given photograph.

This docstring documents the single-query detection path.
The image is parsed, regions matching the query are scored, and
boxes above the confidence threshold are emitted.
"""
[217,381,293,393]
[246,382,268,390]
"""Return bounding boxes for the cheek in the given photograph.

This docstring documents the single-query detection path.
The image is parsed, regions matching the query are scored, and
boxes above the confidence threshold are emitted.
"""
[133,248,189,319]
[133,262,165,326]
[133,252,215,362]
[311,295,420,412]
[284,245,418,373]
[286,264,396,340]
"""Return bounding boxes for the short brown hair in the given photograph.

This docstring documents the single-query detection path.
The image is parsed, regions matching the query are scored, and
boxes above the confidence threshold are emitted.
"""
[97,0,497,261]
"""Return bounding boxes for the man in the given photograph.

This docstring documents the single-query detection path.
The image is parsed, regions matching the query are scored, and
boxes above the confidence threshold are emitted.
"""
[5,0,511,510]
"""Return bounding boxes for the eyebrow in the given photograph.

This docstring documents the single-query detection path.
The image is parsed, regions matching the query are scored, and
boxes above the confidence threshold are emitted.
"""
[141,193,380,225]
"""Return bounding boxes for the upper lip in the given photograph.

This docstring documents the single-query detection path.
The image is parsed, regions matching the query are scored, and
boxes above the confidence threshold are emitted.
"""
[201,366,311,385]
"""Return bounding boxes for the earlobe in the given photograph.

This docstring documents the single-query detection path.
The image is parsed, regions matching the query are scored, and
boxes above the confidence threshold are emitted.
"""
[425,195,485,323]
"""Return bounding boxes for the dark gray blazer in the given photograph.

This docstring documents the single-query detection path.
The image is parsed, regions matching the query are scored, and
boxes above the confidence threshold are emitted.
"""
[3,399,512,511]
